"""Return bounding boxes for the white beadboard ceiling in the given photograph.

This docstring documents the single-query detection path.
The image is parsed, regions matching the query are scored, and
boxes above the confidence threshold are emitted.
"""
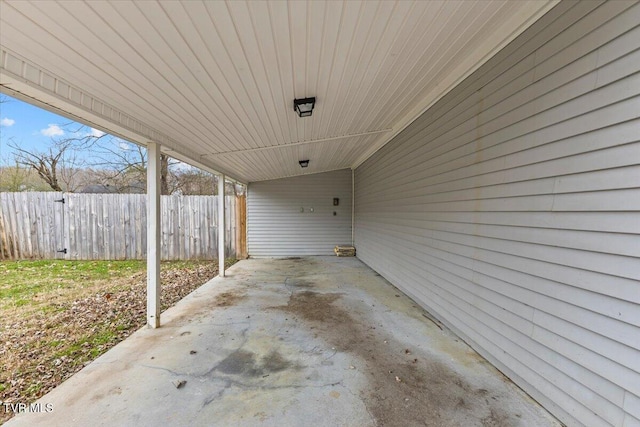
[0,0,556,184]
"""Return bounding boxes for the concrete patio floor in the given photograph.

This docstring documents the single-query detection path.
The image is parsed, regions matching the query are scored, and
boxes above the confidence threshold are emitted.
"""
[7,257,559,427]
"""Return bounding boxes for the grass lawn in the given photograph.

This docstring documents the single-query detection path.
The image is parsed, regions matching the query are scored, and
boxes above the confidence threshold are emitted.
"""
[0,258,236,424]
[1,260,144,311]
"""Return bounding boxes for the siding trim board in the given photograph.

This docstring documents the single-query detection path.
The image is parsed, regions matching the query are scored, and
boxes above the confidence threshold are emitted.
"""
[354,2,640,426]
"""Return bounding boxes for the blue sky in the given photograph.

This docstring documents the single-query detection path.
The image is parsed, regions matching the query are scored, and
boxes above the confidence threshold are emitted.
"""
[0,94,116,166]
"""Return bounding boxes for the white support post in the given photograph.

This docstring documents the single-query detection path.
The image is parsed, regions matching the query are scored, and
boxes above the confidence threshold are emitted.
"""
[351,169,355,246]
[147,142,161,328]
[218,174,226,277]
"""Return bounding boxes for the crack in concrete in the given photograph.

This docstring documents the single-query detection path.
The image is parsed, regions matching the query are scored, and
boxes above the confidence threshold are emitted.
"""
[339,382,376,426]
[138,323,344,412]
[321,348,338,362]
[199,328,251,377]
[137,327,252,379]
[202,381,229,407]
[137,364,183,376]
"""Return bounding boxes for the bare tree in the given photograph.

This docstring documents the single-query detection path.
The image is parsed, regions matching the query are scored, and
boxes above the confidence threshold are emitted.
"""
[170,169,244,196]
[172,169,215,195]
[90,140,173,194]
[1,97,79,191]
[8,130,104,192]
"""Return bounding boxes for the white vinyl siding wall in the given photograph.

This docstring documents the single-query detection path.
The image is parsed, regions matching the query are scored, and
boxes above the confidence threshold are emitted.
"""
[354,2,640,427]
[247,169,352,257]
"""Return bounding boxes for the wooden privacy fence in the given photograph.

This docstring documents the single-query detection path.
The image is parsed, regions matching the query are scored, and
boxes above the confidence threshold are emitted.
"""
[0,192,246,261]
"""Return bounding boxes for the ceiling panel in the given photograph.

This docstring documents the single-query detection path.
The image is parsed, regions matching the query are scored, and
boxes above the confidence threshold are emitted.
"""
[0,0,557,183]
[207,134,375,183]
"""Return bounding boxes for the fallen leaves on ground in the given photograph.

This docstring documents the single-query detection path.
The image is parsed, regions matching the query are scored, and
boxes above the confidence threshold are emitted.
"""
[0,260,235,424]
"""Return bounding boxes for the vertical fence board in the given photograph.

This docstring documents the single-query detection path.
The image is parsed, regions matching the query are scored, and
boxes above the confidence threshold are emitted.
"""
[124,197,132,259]
[7,194,19,258]
[48,193,57,258]
[0,194,9,260]
[31,193,42,257]
[8,193,19,258]
[67,194,75,260]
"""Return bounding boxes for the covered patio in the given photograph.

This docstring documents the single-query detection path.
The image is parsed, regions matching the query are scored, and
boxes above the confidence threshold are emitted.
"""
[6,257,557,427]
[2,1,638,425]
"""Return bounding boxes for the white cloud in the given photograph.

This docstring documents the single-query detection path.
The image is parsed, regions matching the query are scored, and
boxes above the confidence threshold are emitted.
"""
[90,128,105,138]
[118,141,130,151]
[0,117,15,127]
[41,124,64,137]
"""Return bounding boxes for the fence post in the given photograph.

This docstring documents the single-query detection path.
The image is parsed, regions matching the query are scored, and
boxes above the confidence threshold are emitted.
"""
[236,194,247,259]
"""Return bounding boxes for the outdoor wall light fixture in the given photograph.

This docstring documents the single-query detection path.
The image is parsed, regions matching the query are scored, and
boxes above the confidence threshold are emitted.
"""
[293,97,316,117]
[299,159,310,168]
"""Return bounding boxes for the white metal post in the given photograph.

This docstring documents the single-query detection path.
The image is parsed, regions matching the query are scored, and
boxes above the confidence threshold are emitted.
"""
[218,174,226,277]
[352,168,355,246]
[147,142,161,328]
